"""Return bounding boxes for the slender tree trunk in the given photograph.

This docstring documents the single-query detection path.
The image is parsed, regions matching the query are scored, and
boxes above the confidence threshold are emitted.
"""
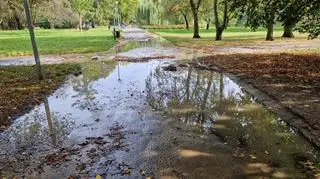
[282,25,294,38]
[266,21,274,41]
[23,0,44,80]
[206,22,209,30]
[79,13,83,31]
[182,14,189,30]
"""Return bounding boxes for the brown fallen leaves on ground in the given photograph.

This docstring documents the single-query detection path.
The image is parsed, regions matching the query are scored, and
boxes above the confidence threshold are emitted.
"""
[0,63,81,130]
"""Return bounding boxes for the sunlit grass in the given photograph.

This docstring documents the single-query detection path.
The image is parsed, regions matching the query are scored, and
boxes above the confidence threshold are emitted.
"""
[149,26,312,48]
[0,27,116,57]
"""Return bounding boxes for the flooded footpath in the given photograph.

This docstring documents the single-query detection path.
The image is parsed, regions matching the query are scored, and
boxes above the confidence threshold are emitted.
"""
[0,28,319,179]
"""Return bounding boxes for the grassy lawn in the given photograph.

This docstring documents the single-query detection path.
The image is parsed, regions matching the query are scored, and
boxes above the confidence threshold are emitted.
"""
[149,26,311,47]
[0,63,82,128]
[0,27,115,57]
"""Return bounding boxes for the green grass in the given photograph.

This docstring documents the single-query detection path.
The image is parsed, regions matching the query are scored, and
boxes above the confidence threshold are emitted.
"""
[149,26,310,47]
[0,27,116,57]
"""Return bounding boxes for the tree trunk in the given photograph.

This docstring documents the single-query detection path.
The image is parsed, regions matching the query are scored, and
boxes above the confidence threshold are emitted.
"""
[183,14,189,30]
[190,0,202,38]
[266,21,274,41]
[192,12,200,38]
[215,27,223,40]
[282,25,294,38]
[206,23,209,30]
[79,14,83,31]
[23,0,44,80]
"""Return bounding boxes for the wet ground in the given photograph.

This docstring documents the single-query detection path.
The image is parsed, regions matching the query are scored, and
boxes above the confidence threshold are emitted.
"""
[0,28,320,178]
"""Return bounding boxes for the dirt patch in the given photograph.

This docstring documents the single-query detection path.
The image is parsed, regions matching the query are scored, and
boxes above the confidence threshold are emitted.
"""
[194,53,320,147]
[0,64,81,130]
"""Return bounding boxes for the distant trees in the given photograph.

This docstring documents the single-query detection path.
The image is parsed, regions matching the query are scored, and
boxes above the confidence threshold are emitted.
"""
[162,0,191,30]
[1,0,319,40]
[69,0,93,31]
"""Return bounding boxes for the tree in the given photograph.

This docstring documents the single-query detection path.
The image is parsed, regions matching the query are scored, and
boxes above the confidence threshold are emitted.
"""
[69,0,93,31]
[0,0,10,30]
[23,0,44,80]
[200,0,213,30]
[35,0,77,28]
[296,1,320,39]
[119,0,138,23]
[162,0,190,30]
[241,0,280,41]
[212,0,237,40]
[278,0,313,38]
[7,0,24,30]
[190,0,202,38]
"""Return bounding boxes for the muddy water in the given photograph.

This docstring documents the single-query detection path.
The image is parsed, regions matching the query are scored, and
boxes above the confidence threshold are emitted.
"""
[0,28,319,178]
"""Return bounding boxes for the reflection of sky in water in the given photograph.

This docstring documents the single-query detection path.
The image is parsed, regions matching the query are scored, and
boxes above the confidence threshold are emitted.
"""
[223,78,244,99]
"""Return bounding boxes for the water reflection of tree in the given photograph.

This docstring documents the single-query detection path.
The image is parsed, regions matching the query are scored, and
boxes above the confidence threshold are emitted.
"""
[146,67,318,165]
[4,98,74,152]
[71,61,116,111]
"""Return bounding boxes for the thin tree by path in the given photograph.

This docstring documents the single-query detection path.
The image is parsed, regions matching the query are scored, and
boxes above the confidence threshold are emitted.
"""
[23,0,44,80]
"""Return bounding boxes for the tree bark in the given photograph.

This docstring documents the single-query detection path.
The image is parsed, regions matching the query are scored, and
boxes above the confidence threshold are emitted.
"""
[282,25,294,38]
[215,27,223,40]
[23,0,44,80]
[190,0,202,38]
[213,0,226,41]
[79,13,83,31]
[182,13,189,30]
[266,21,274,41]
[193,13,200,38]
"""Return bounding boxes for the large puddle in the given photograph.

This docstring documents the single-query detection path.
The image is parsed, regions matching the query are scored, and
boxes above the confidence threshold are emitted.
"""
[0,28,319,178]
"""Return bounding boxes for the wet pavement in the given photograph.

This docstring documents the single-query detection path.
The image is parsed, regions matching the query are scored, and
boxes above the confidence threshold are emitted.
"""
[0,28,319,178]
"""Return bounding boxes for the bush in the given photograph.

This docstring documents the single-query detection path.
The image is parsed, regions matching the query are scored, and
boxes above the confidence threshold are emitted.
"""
[39,18,51,29]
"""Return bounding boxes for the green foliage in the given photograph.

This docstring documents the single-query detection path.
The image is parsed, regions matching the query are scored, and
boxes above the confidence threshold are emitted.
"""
[296,1,320,39]
[69,0,93,15]
[39,18,51,29]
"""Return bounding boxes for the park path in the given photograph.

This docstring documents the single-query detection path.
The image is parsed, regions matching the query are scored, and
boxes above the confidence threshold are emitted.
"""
[0,28,319,178]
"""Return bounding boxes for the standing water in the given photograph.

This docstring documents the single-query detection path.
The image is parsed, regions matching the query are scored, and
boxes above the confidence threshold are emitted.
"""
[0,28,319,178]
